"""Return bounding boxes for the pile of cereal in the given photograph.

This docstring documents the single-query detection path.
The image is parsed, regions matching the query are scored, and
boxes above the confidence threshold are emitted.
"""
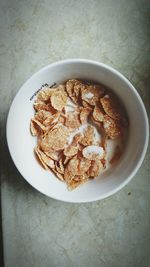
[30,79,128,190]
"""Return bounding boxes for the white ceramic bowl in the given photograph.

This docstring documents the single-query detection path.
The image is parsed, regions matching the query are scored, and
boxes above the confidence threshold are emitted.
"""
[6,59,149,203]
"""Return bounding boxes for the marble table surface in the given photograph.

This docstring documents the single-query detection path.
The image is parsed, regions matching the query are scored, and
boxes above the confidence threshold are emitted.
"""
[0,0,150,266]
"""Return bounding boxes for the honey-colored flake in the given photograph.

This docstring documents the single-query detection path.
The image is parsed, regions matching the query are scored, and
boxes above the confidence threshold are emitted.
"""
[59,158,65,173]
[65,79,78,103]
[93,106,104,122]
[74,82,85,99]
[35,147,49,169]
[81,84,105,106]
[51,89,68,111]
[72,133,83,146]
[66,79,86,104]
[44,150,60,161]
[88,160,103,177]
[79,107,91,124]
[30,120,40,136]
[82,100,92,108]
[37,86,56,102]
[64,156,79,181]
[40,151,55,169]
[31,118,48,132]
[37,134,43,147]
[35,146,55,169]
[65,112,81,129]
[63,156,70,165]
[100,94,125,121]
[73,173,89,181]
[42,115,59,127]
[65,80,74,95]
[80,126,94,146]
[78,157,91,175]
[90,115,103,130]
[64,145,78,157]
[34,102,53,112]
[35,108,56,119]
[40,125,69,151]
[103,115,122,139]
[35,110,59,127]
[55,160,64,174]
[58,115,66,124]
[90,115,106,147]
[67,178,88,190]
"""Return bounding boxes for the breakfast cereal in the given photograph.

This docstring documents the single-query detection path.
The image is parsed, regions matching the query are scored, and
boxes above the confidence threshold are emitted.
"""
[30,79,128,190]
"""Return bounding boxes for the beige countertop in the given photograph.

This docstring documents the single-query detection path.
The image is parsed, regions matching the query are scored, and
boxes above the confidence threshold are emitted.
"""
[0,0,150,266]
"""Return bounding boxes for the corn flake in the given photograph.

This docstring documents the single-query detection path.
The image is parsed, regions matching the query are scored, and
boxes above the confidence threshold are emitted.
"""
[40,125,69,151]
[64,156,79,181]
[72,133,83,146]
[88,160,103,177]
[67,177,89,190]
[35,110,59,127]
[55,160,64,174]
[63,156,70,165]
[80,126,94,146]
[81,84,105,106]
[35,146,49,170]
[93,106,104,122]
[35,146,55,169]
[64,145,78,157]
[51,88,68,111]
[34,102,54,112]
[65,112,81,129]
[79,107,91,124]
[30,120,40,136]
[31,118,49,132]
[44,150,60,161]
[100,94,126,123]
[66,79,86,104]
[77,157,91,175]
[103,115,122,139]
[37,86,56,102]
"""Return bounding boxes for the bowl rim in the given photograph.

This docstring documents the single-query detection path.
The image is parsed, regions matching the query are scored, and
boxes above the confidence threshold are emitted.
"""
[6,59,149,203]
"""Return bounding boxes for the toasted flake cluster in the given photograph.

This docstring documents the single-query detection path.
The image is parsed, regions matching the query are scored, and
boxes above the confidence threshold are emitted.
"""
[30,80,128,190]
